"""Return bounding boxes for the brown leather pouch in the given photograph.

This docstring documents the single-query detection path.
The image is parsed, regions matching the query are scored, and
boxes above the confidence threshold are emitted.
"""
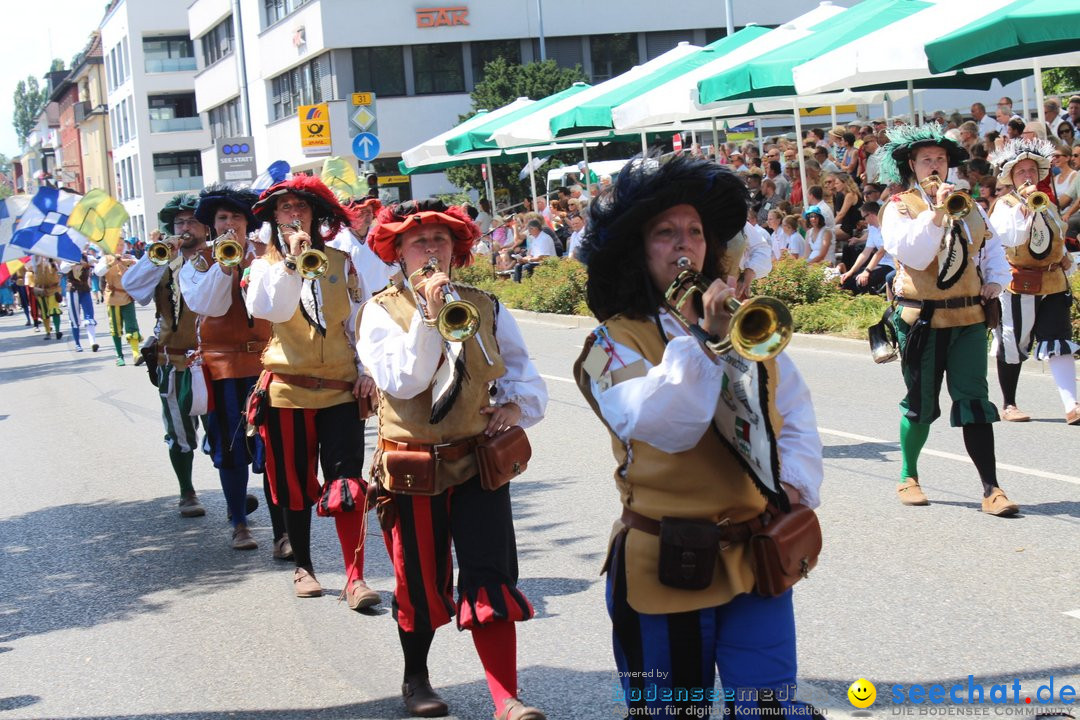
[749,504,822,597]
[658,517,721,590]
[1009,266,1043,294]
[475,426,532,491]
[982,298,1001,330]
[358,392,376,420]
[383,450,437,495]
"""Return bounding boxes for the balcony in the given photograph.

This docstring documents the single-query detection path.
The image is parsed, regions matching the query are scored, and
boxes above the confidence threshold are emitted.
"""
[150,116,203,133]
[154,175,203,193]
[144,57,197,73]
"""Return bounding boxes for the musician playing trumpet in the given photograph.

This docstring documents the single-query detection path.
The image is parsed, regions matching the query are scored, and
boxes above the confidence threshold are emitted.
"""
[572,154,822,720]
[879,123,1015,515]
[987,138,1079,425]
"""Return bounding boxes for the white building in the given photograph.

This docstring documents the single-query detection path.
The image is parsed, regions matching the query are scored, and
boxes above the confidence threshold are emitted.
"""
[101,0,211,241]
[186,0,866,201]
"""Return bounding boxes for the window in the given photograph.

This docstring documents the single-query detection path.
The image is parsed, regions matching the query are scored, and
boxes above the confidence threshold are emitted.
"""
[143,35,196,73]
[121,99,130,144]
[149,93,201,133]
[122,37,131,82]
[154,151,203,193]
[269,54,332,120]
[589,33,638,82]
[201,16,234,67]
[352,46,405,97]
[264,0,310,26]
[471,40,521,83]
[131,153,140,198]
[645,30,694,60]
[531,36,584,71]
[107,48,118,91]
[208,98,242,139]
[413,43,465,95]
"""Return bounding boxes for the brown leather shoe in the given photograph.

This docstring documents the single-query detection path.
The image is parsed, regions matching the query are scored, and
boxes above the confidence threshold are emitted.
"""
[1066,404,1080,426]
[178,493,206,518]
[1001,405,1031,422]
[293,567,323,598]
[231,525,257,551]
[402,674,448,717]
[897,477,929,506]
[495,698,547,720]
[346,579,381,610]
[982,488,1019,517]
[272,534,293,561]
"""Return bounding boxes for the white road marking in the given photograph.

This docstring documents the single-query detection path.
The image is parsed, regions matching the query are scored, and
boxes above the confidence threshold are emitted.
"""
[539,371,1080,486]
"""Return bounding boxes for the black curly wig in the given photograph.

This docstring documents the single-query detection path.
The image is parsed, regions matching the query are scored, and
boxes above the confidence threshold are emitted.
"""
[578,153,750,322]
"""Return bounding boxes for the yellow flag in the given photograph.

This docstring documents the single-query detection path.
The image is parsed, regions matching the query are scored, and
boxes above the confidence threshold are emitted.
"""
[68,189,129,254]
[320,156,367,203]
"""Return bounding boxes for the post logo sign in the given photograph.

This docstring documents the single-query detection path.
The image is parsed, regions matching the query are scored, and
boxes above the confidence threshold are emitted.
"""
[416,6,468,27]
[299,103,331,155]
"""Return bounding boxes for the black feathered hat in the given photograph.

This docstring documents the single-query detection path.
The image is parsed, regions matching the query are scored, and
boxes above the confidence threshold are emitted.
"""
[195,184,260,234]
[579,153,750,322]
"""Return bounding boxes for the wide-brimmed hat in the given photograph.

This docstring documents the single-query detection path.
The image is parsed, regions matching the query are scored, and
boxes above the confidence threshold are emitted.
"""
[195,184,260,234]
[252,175,355,238]
[877,122,967,185]
[804,205,825,222]
[158,193,200,232]
[368,199,479,267]
[989,138,1056,186]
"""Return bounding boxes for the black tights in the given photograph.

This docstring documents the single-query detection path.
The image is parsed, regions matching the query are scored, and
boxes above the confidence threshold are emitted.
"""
[997,357,1023,408]
[283,507,313,571]
[263,475,286,541]
[399,626,436,679]
[962,423,999,497]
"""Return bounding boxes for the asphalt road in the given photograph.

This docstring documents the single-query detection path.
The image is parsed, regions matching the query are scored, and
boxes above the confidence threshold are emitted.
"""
[1,303,1078,720]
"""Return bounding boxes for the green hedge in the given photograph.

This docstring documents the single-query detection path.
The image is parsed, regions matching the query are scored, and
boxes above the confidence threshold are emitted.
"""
[456,258,591,316]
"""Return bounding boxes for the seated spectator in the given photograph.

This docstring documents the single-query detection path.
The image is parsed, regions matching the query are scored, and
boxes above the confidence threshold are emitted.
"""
[1057,122,1075,147]
[564,212,586,261]
[772,214,808,260]
[1052,147,1079,212]
[805,185,835,229]
[766,159,790,200]
[838,132,859,174]
[813,146,840,173]
[862,183,884,206]
[828,172,862,243]
[839,201,892,295]
[513,219,556,282]
[803,207,835,267]
[729,152,749,173]
[757,179,780,224]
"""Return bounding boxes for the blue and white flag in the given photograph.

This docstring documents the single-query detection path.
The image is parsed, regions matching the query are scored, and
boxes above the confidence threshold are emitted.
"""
[0,194,31,245]
[10,186,89,262]
[252,160,292,194]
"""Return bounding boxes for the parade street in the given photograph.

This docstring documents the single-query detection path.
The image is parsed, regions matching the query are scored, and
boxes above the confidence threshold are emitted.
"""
[2,304,1078,720]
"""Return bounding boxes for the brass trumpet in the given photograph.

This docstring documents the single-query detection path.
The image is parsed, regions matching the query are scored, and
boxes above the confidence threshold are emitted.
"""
[1017,182,1050,213]
[279,220,328,279]
[148,234,184,266]
[409,257,480,342]
[919,175,974,220]
[213,229,243,267]
[665,257,792,362]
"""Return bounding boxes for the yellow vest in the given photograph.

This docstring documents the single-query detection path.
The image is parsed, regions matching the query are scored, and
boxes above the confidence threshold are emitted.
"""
[261,248,358,409]
[364,282,506,491]
[104,257,134,307]
[34,261,60,293]
[996,193,1068,296]
[573,314,783,614]
[890,189,988,328]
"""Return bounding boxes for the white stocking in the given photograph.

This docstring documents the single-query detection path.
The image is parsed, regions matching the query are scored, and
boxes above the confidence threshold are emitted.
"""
[1048,354,1078,410]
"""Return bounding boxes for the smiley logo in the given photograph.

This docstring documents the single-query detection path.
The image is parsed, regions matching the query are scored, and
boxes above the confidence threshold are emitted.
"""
[848,678,876,708]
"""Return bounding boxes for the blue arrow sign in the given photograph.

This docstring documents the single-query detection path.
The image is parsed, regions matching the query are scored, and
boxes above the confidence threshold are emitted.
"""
[352,132,380,162]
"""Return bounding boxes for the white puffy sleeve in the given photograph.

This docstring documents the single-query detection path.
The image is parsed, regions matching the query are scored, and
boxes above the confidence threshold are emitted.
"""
[245,257,302,323]
[882,201,944,271]
[120,254,167,305]
[773,353,823,509]
[178,262,234,318]
[356,300,445,400]
[490,306,547,428]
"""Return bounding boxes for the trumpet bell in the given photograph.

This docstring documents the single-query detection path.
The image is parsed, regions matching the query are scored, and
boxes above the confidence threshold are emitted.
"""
[437,298,480,342]
[214,238,243,267]
[299,248,328,279]
[1026,190,1050,213]
[148,241,174,266]
[725,296,793,362]
[942,191,974,220]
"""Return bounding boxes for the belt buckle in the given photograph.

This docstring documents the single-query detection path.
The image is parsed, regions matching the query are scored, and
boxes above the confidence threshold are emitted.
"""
[430,441,453,461]
[245,340,259,353]
[716,517,733,552]
[312,377,324,389]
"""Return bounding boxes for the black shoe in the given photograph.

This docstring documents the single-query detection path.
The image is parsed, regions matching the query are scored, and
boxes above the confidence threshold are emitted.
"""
[134,355,145,366]
[92,343,99,352]
[56,330,62,340]
[402,674,449,718]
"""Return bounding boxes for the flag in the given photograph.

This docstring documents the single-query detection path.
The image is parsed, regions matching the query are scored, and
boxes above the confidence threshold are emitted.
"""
[10,186,89,262]
[518,154,549,181]
[320,156,366,202]
[0,195,32,245]
[252,160,291,194]
[0,254,29,285]
[735,417,752,443]
[67,188,129,254]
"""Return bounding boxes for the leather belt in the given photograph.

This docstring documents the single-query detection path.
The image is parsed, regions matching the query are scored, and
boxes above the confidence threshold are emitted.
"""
[896,295,982,310]
[378,436,481,462]
[620,507,770,544]
[269,372,354,392]
[200,340,264,353]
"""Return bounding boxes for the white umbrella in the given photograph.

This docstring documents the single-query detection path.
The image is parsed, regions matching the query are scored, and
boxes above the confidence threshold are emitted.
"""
[400,97,534,168]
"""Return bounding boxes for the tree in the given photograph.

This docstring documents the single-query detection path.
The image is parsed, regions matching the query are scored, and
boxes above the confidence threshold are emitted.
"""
[50,58,65,72]
[446,58,588,198]
[12,76,48,149]
[1043,67,1080,100]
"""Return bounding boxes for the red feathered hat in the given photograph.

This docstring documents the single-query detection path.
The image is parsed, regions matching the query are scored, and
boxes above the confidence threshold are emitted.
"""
[347,196,382,213]
[252,175,356,238]
[369,199,479,267]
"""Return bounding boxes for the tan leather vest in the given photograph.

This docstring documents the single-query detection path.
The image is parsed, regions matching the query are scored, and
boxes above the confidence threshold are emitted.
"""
[34,261,60,293]
[996,193,1068,296]
[365,282,506,491]
[104,257,134,306]
[154,257,200,368]
[197,258,272,380]
[573,314,783,615]
[261,248,358,409]
[891,189,988,328]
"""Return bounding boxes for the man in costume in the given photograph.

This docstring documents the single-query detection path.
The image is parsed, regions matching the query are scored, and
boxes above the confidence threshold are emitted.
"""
[879,123,1017,516]
[60,252,99,352]
[246,176,380,608]
[987,138,1079,424]
[572,154,823,719]
[31,255,63,340]
[123,194,209,517]
[329,195,395,295]
[93,246,142,365]
[180,184,287,551]
[358,199,549,720]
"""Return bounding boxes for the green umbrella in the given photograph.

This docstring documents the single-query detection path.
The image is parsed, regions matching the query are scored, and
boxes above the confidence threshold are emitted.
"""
[548,27,771,138]
[925,0,1080,73]
[697,0,933,104]
[445,83,592,156]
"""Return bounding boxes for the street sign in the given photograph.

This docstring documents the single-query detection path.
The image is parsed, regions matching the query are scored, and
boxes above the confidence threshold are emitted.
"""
[379,175,409,185]
[352,132,380,162]
[349,92,377,139]
[351,106,376,132]
[299,103,332,156]
[351,92,374,106]
[215,137,256,184]
[672,133,683,152]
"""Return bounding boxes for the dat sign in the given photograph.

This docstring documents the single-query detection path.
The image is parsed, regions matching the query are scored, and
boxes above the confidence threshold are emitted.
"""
[416,6,469,27]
